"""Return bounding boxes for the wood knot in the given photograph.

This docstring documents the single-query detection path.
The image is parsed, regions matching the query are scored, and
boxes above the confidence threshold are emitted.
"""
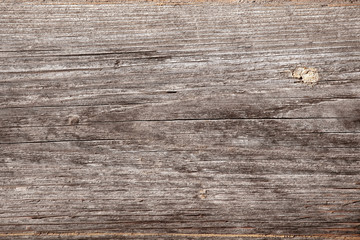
[292,66,319,85]
[67,115,80,125]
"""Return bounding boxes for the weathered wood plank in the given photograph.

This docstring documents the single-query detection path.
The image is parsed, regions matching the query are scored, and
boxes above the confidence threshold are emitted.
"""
[0,1,359,239]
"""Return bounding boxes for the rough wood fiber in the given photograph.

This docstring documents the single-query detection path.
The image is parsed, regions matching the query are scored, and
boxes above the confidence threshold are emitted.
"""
[0,1,360,239]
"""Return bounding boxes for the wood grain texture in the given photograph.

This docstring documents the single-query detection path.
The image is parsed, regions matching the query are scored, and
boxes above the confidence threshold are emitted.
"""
[0,1,360,239]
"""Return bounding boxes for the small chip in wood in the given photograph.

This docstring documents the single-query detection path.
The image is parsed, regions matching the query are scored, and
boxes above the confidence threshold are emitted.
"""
[198,189,207,199]
[292,66,319,85]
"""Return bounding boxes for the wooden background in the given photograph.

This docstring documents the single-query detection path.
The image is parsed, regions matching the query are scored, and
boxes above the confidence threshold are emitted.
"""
[0,0,359,239]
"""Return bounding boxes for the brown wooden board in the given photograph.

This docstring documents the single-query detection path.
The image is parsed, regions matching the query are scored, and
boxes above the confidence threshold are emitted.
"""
[0,1,359,239]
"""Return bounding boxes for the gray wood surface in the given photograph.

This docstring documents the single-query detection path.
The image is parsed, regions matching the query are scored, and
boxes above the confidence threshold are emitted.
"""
[0,1,360,239]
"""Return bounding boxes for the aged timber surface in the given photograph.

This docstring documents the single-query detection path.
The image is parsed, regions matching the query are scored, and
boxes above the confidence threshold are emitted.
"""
[0,1,359,239]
